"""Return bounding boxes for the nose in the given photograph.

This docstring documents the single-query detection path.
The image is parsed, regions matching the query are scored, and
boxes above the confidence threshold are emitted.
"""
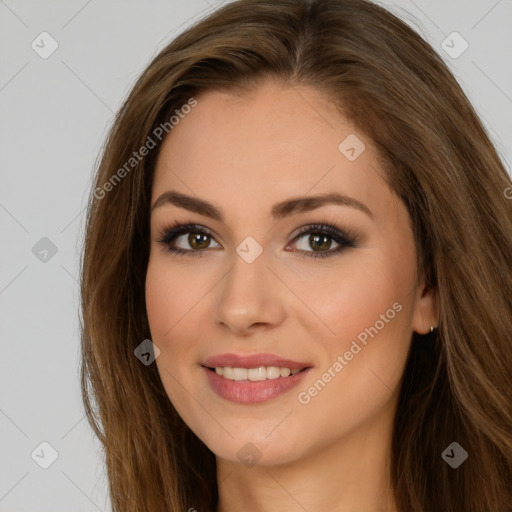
[213,249,287,336]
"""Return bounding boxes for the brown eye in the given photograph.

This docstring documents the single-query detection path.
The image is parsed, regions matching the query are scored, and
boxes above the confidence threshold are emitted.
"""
[307,234,334,251]
[156,223,220,256]
[287,223,359,259]
[291,232,340,254]
[187,232,211,250]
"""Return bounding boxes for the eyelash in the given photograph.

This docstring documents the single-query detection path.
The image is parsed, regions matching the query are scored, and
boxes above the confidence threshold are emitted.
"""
[155,221,359,259]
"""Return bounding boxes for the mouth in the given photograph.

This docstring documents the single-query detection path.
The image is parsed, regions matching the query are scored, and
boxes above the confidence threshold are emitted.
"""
[201,364,312,404]
[200,352,313,403]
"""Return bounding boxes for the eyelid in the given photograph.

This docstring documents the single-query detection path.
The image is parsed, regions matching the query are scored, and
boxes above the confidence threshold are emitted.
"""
[156,222,220,252]
[290,222,358,246]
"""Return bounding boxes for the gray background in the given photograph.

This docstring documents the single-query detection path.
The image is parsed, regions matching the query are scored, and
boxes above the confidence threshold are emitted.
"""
[1,0,511,510]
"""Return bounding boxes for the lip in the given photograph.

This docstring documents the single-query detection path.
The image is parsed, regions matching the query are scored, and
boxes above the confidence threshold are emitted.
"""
[202,352,312,370]
[202,365,312,404]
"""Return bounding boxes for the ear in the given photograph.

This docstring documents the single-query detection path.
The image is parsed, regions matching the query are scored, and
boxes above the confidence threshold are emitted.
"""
[411,277,439,335]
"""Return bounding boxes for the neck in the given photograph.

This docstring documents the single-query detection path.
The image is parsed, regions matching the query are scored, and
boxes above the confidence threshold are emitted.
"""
[215,402,398,512]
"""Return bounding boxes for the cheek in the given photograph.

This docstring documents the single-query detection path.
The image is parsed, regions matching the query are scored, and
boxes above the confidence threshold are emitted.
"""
[291,288,411,453]
[145,259,205,422]
[292,250,410,347]
[296,247,414,399]
[145,261,176,340]
[144,259,199,383]
[145,256,209,340]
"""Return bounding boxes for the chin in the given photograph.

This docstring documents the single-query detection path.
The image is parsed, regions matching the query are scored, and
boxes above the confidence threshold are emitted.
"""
[196,420,305,468]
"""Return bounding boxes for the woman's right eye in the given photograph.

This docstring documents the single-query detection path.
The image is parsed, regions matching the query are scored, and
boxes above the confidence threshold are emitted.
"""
[156,224,220,257]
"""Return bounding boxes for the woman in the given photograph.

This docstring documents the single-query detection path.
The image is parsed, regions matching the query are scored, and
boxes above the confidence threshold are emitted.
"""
[79,0,512,510]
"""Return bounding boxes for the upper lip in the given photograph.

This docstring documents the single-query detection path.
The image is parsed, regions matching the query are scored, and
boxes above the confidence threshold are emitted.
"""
[202,353,312,370]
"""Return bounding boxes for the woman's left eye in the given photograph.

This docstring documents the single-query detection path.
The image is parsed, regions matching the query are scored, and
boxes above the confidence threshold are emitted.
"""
[287,223,358,258]
[156,222,358,259]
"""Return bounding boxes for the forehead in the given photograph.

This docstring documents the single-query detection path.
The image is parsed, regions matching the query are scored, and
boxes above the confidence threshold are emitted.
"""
[152,81,398,223]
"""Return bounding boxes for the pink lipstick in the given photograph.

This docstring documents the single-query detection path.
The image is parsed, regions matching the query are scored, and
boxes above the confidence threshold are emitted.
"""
[201,352,312,404]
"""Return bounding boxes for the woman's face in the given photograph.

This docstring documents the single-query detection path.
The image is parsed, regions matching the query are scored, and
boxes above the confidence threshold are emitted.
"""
[145,80,435,466]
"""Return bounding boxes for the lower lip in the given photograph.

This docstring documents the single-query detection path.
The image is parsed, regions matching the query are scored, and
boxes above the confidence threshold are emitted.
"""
[202,366,312,404]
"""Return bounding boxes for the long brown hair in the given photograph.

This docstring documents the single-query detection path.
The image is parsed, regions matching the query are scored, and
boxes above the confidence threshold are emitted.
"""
[79,0,512,510]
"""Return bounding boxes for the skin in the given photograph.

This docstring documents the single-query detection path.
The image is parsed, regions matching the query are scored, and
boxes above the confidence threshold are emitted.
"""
[145,79,438,512]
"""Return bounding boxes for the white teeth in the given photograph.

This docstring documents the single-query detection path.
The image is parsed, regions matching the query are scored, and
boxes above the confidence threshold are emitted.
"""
[233,368,248,381]
[222,367,233,379]
[248,367,267,381]
[212,366,304,380]
[266,366,281,379]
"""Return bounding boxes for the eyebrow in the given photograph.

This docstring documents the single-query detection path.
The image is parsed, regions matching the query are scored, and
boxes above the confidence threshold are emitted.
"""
[150,190,373,220]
